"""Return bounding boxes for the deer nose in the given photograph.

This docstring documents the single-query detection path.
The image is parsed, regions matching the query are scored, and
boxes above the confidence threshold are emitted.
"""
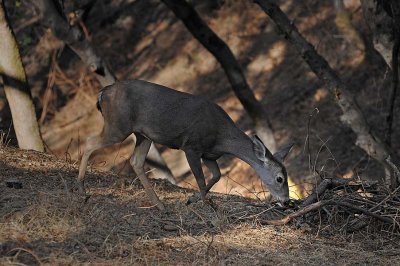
[282,199,291,207]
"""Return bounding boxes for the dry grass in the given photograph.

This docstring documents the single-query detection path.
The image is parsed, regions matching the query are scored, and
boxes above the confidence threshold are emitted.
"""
[1,1,400,264]
[1,146,400,265]
[6,0,390,202]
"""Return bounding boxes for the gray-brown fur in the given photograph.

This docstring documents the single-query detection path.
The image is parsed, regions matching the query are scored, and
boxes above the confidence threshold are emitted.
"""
[78,80,293,210]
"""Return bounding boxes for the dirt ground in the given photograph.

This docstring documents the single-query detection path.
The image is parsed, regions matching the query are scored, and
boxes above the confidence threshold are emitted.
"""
[1,146,400,265]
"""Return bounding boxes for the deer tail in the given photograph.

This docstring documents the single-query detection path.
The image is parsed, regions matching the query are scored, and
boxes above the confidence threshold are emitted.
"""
[96,85,112,113]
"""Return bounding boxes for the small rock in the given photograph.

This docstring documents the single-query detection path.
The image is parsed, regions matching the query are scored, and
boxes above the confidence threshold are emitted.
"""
[163,224,178,231]
[5,180,22,189]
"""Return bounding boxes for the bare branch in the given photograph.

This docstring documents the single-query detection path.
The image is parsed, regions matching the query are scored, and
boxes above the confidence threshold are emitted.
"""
[300,178,353,207]
[254,0,399,189]
[34,0,115,87]
[263,199,394,225]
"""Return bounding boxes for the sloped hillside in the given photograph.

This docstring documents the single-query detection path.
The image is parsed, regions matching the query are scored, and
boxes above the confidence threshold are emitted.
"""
[1,146,399,265]
[1,0,395,200]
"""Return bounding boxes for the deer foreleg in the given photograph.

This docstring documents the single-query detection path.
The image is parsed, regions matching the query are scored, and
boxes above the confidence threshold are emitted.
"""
[185,150,208,203]
[203,159,221,194]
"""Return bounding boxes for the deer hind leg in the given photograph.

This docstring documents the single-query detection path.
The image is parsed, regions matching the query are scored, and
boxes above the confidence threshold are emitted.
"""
[77,126,127,194]
[203,159,221,194]
[129,134,165,211]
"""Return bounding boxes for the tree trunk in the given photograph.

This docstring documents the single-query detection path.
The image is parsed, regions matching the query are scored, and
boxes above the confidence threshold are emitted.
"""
[360,0,397,68]
[255,0,399,189]
[161,0,277,152]
[360,1,400,146]
[35,0,175,184]
[0,0,44,152]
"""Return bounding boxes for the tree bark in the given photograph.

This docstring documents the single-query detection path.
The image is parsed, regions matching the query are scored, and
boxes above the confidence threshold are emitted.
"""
[360,0,398,68]
[35,0,175,184]
[0,0,44,152]
[255,0,399,189]
[35,0,115,87]
[360,1,400,147]
[161,0,277,152]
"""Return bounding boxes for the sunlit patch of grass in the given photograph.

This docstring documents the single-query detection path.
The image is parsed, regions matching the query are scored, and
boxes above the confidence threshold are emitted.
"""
[0,191,84,243]
[288,175,307,199]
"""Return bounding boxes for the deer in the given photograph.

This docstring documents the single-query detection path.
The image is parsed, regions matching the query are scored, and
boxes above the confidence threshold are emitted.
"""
[77,80,293,211]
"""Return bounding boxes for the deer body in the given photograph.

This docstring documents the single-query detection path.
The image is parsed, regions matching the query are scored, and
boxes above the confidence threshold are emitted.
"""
[78,80,292,210]
[103,81,234,155]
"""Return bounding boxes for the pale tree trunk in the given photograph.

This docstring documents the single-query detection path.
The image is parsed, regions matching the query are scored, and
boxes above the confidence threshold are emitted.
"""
[161,0,277,152]
[34,0,175,184]
[0,0,44,151]
[255,0,399,189]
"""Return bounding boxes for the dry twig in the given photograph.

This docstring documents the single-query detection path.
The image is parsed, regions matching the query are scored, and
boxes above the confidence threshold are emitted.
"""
[258,176,399,233]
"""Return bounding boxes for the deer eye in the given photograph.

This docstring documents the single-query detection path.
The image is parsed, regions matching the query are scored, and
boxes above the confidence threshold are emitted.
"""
[276,176,283,183]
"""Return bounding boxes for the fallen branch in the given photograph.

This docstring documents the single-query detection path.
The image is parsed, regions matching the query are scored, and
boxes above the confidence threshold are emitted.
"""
[263,199,394,226]
[300,178,351,207]
[300,176,375,207]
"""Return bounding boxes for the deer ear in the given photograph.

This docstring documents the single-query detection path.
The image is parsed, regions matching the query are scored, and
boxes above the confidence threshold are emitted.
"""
[273,142,294,163]
[251,135,267,162]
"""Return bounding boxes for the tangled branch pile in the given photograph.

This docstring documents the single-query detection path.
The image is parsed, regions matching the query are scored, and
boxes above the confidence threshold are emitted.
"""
[262,178,400,234]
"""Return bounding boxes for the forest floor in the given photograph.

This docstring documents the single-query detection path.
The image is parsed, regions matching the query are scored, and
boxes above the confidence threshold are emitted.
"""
[1,146,400,265]
[2,0,400,264]
[2,0,398,198]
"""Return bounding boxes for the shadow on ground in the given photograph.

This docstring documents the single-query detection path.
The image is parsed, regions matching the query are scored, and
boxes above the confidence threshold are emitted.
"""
[1,147,399,265]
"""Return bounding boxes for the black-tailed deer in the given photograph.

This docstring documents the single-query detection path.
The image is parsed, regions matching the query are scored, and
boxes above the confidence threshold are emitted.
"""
[78,80,293,210]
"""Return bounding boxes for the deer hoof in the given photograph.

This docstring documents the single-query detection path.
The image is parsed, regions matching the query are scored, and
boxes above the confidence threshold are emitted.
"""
[78,183,86,195]
[156,202,166,212]
[186,192,202,205]
[72,180,86,195]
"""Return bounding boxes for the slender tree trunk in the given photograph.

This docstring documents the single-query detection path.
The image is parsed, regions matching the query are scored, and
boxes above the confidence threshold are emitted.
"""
[35,0,175,184]
[161,0,277,152]
[255,0,399,189]
[361,0,400,147]
[0,0,44,151]
[360,0,398,68]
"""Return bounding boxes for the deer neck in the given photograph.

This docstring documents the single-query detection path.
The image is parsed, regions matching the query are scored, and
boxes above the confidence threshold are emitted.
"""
[223,133,264,172]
